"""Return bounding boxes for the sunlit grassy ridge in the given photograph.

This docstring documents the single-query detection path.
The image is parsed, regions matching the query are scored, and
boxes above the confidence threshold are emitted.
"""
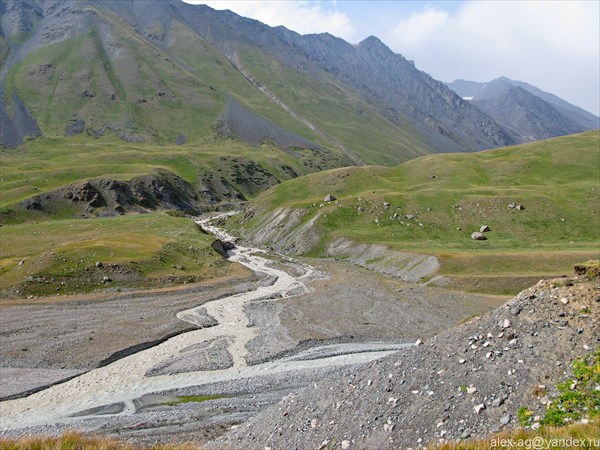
[0,137,308,207]
[0,213,232,297]
[236,131,600,292]
[2,3,431,166]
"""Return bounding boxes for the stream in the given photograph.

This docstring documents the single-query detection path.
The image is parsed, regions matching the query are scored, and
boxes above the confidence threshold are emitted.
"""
[0,214,409,431]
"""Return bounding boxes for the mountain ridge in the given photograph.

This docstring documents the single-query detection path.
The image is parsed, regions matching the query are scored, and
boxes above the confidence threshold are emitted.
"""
[448,77,599,142]
[1,0,514,156]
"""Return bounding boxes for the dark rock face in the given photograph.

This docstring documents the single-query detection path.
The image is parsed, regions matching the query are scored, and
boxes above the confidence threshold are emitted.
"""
[17,171,202,217]
[214,98,321,151]
[210,239,235,258]
[0,90,42,147]
[65,118,86,136]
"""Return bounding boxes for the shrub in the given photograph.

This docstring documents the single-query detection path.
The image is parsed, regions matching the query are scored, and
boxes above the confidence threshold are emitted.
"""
[541,348,600,426]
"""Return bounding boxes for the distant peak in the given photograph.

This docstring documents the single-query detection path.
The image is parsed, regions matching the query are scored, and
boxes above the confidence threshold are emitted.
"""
[358,35,388,50]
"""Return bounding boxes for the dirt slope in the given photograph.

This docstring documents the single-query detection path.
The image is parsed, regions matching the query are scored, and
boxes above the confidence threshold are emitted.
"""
[216,273,599,449]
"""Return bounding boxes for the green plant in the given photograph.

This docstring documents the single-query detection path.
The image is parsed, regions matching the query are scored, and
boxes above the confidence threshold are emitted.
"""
[518,406,533,426]
[165,395,227,406]
[541,348,600,426]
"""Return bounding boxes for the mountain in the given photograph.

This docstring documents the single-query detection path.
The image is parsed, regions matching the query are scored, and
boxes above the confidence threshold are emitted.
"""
[0,0,514,160]
[448,77,599,142]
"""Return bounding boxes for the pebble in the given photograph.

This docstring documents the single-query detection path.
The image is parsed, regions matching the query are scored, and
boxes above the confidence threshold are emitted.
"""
[500,414,511,425]
[341,440,350,449]
[473,403,486,414]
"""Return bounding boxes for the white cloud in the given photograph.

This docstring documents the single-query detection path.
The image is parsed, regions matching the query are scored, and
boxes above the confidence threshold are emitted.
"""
[184,1,357,41]
[384,1,600,115]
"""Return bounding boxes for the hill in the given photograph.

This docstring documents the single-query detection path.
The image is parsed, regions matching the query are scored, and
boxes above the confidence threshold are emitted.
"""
[231,131,600,294]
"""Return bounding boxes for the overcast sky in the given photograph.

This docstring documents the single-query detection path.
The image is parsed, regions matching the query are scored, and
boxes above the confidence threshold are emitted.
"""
[183,1,600,116]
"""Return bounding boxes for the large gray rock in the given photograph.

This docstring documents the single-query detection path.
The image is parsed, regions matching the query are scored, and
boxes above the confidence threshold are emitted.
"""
[211,239,235,258]
[471,232,487,240]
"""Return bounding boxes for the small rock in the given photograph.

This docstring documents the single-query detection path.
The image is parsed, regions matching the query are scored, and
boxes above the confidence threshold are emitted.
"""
[467,386,477,394]
[341,440,350,450]
[471,232,486,240]
[324,194,336,203]
[560,297,569,304]
[318,441,329,450]
[311,418,319,428]
[95,261,103,268]
[480,225,491,233]
[473,403,486,414]
[500,414,511,425]
[415,339,423,346]
[383,202,390,207]
[502,319,511,329]
[516,204,525,210]
[510,305,523,315]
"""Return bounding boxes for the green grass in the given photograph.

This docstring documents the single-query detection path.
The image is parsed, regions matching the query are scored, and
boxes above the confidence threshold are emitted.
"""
[236,131,600,292]
[0,212,231,297]
[2,3,438,169]
[164,394,229,406]
[0,137,309,208]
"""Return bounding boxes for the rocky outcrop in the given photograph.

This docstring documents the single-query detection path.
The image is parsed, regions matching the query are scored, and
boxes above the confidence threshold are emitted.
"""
[18,171,202,217]
[211,239,235,258]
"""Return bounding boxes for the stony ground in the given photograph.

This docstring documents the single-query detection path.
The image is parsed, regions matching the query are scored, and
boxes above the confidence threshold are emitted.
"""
[216,274,599,449]
[0,267,257,399]
[0,253,504,447]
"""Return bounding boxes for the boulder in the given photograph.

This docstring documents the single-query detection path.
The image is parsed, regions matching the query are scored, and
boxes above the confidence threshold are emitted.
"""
[516,204,525,210]
[324,194,336,203]
[471,232,486,241]
[211,239,235,258]
[480,225,491,233]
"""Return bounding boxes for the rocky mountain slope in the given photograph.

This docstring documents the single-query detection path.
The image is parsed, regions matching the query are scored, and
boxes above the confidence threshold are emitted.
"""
[2,0,511,158]
[217,270,599,449]
[448,77,599,143]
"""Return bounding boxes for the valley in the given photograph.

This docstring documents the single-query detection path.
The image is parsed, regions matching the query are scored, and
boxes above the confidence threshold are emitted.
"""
[0,0,598,448]
[0,216,505,447]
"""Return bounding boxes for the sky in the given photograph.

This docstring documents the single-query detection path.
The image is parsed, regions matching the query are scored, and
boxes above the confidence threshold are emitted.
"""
[182,0,600,116]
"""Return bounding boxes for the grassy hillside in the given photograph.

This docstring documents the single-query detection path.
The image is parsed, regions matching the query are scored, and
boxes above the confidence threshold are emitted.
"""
[234,131,600,293]
[0,212,236,298]
[2,3,431,166]
[0,136,327,209]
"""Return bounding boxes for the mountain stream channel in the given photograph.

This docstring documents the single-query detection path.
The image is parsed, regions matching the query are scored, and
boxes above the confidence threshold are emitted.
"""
[0,213,410,436]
